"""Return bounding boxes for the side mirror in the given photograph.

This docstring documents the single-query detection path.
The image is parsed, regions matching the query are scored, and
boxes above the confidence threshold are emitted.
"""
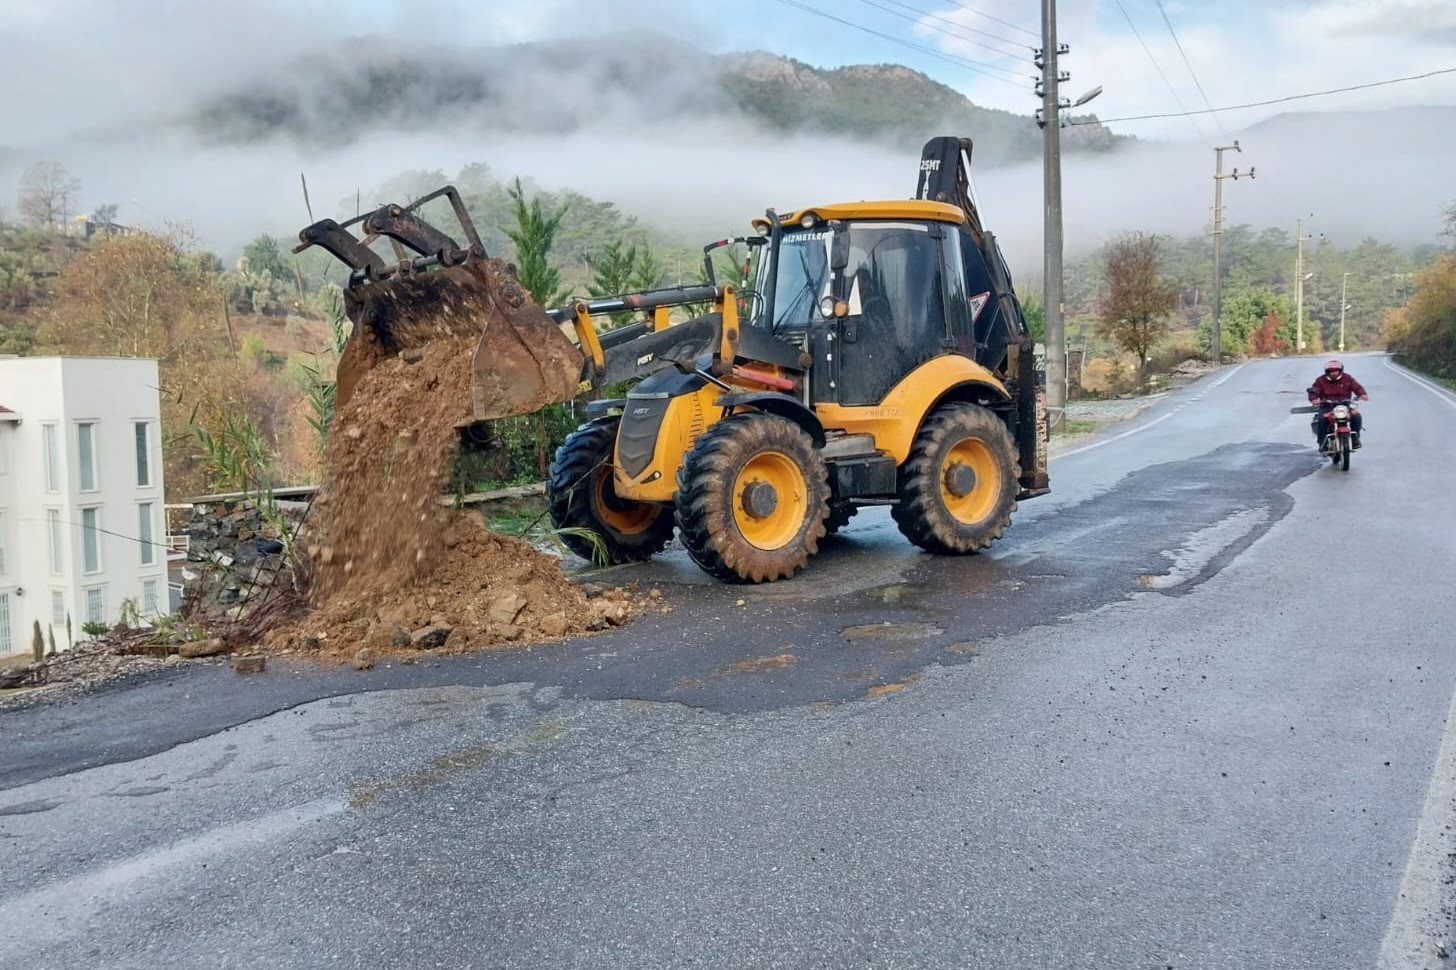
[830,220,849,273]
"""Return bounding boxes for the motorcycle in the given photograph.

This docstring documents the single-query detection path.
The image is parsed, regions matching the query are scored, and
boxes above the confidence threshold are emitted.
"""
[1290,399,1361,471]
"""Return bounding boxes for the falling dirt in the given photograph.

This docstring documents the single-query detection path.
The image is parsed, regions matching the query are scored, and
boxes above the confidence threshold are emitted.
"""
[266,273,644,663]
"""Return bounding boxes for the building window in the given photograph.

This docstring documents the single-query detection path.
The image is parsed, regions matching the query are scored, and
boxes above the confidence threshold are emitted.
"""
[0,508,7,576]
[85,587,105,625]
[138,503,156,566]
[0,592,11,654]
[135,422,152,488]
[47,509,64,574]
[142,579,159,616]
[52,590,67,626]
[43,423,60,492]
[82,507,102,574]
[78,422,98,491]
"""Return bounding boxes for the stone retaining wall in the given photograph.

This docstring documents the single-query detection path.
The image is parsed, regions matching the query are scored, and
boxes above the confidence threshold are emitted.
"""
[182,497,308,618]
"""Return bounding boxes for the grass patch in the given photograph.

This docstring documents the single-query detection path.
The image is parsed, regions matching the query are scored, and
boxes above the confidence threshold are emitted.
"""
[483,496,549,537]
[1062,418,1102,435]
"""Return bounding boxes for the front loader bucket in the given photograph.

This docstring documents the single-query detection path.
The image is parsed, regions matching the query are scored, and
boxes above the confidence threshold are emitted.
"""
[297,185,583,422]
[336,258,583,421]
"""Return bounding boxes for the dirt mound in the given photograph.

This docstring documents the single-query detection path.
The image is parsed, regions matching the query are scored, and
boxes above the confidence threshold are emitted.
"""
[270,267,644,663]
[275,514,639,663]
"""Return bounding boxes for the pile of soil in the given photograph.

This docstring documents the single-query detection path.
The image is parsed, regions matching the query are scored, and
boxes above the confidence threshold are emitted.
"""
[268,267,646,664]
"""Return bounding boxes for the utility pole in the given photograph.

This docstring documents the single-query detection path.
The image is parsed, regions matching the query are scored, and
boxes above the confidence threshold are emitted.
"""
[1339,271,1350,352]
[1035,1,1100,434]
[1295,215,1316,353]
[1210,142,1253,364]
[1037,0,1068,433]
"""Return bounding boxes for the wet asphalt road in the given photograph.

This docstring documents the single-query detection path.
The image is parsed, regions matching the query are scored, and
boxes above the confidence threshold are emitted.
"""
[3,353,1456,969]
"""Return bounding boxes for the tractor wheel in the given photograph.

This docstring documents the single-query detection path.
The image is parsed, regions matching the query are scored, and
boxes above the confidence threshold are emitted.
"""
[824,501,858,536]
[547,417,675,564]
[892,403,1018,555]
[674,413,829,583]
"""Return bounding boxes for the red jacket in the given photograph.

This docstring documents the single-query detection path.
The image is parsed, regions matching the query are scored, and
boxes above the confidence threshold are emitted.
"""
[1308,372,1367,403]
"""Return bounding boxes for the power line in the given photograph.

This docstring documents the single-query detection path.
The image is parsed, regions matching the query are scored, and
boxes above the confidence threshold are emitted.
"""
[1111,0,1212,145]
[939,0,1041,40]
[767,0,1029,88]
[1069,66,1456,125]
[1151,0,1231,141]
[856,0,1030,55]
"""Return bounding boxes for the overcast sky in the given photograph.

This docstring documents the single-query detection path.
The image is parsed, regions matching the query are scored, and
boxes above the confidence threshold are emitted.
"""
[1,0,1452,260]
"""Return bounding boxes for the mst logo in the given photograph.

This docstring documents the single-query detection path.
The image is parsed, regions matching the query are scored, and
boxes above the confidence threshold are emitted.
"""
[637,352,654,366]
[632,406,653,417]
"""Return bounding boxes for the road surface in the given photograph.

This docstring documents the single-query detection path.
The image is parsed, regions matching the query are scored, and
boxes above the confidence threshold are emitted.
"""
[3,353,1455,969]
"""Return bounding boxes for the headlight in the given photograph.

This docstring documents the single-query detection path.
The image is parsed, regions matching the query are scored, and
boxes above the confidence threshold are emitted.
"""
[1332,404,1349,419]
[799,211,819,230]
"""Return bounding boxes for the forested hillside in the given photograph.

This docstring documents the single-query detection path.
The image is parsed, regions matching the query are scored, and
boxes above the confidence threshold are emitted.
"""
[185,42,1125,169]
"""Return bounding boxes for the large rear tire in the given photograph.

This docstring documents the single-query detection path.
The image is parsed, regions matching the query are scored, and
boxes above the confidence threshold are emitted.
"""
[892,403,1018,554]
[547,417,675,564]
[675,413,829,583]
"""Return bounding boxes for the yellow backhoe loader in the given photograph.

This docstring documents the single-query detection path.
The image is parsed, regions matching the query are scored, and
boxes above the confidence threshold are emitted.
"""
[296,136,1048,583]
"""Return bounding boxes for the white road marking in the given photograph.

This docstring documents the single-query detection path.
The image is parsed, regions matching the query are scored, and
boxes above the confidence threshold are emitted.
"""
[1378,682,1456,967]
[1384,357,1456,411]
[1055,363,1247,459]
[1377,356,1456,966]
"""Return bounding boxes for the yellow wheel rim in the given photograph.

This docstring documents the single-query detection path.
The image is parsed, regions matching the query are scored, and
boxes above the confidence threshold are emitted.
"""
[593,467,659,536]
[940,437,1001,524]
[732,450,807,551]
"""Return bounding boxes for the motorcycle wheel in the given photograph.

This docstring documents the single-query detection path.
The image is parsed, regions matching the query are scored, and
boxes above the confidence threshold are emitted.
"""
[1338,432,1351,471]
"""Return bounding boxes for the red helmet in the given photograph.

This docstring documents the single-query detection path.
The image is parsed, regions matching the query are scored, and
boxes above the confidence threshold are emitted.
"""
[1325,359,1343,373]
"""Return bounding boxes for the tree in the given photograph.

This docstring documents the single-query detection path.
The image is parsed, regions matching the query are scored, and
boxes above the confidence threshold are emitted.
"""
[17,161,80,227]
[504,177,569,307]
[587,238,643,327]
[1385,254,1456,380]
[1019,288,1046,343]
[1200,286,1294,357]
[1098,232,1177,384]
[90,203,120,230]
[1249,310,1291,356]
[241,234,291,282]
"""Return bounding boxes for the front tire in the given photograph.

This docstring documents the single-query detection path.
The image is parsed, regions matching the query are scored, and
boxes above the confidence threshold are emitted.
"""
[674,413,829,583]
[892,403,1018,554]
[547,417,675,564]
[1338,432,1351,471]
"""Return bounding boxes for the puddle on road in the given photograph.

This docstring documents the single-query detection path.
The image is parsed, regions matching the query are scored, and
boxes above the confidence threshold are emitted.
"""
[865,675,923,698]
[1138,505,1271,591]
[840,622,945,641]
[710,653,798,677]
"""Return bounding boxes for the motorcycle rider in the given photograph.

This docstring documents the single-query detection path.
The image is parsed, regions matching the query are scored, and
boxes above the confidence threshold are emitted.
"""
[1307,359,1369,449]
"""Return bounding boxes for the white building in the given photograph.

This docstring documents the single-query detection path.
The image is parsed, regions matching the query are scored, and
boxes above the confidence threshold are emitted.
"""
[0,356,167,656]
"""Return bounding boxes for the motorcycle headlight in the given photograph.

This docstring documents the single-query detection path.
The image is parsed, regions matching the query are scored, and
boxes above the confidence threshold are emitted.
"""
[1332,404,1350,420]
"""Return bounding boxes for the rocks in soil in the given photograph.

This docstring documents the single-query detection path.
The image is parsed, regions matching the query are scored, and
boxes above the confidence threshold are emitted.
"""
[410,625,452,650]
[178,638,229,659]
[232,654,267,675]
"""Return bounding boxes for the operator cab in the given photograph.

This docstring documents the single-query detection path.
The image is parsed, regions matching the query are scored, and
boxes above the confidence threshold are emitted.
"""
[745,202,1023,407]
